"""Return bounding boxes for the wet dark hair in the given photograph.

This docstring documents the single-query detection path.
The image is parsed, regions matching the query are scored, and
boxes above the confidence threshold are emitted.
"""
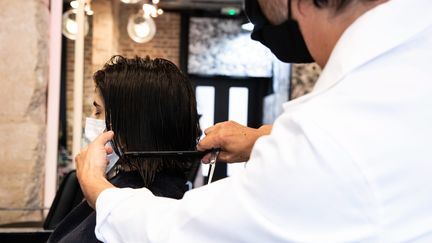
[93,55,200,187]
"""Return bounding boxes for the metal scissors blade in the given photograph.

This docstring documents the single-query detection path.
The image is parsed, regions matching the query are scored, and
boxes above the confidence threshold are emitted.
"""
[207,149,220,184]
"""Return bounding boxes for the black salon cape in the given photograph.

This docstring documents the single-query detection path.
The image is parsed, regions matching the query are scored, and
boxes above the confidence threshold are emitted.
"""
[47,171,187,243]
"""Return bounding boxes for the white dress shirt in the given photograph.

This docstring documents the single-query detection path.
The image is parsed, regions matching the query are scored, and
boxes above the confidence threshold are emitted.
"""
[95,0,432,242]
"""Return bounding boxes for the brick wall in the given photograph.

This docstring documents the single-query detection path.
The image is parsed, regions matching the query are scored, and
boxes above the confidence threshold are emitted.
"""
[117,5,181,65]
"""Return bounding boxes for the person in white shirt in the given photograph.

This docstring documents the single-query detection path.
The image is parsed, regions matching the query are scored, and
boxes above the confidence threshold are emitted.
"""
[75,0,432,242]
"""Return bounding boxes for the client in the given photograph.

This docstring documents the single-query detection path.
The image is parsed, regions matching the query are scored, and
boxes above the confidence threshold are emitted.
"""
[48,55,200,242]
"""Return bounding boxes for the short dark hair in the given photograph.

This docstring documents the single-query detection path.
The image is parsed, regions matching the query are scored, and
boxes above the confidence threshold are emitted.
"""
[94,55,200,187]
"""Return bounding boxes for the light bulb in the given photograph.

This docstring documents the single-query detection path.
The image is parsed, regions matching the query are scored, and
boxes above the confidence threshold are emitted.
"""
[70,0,79,9]
[127,13,156,43]
[62,9,89,40]
[134,21,150,38]
[66,19,78,34]
[143,4,157,17]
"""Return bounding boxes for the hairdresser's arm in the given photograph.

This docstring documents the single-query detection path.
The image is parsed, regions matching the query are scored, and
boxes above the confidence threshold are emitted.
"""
[75,131,116,208]
[76,113,368,243]
[197,121,272,163]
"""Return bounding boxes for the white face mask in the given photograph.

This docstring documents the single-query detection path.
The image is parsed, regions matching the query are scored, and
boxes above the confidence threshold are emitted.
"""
[84,117,120,174]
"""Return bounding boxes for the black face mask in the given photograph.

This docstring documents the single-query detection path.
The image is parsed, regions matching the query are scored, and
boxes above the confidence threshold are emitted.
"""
[245,0,314,63]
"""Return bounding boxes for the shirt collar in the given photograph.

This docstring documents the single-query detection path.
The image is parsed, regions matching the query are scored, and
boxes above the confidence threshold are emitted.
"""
[314,0,432,92]
[285,0,432,108]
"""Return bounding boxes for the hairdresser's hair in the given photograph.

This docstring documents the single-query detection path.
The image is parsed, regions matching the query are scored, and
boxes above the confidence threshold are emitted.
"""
[259,0,376,24]
[93,55,200,187]
[309,0,374,11]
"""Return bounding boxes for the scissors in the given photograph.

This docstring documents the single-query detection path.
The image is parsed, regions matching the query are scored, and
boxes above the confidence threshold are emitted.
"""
[206,149,220,184]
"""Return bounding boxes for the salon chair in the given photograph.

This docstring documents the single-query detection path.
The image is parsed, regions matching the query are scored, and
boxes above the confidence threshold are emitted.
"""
[43,170,84,230]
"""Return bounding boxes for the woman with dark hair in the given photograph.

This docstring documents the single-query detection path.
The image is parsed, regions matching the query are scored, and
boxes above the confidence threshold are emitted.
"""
[47,55,200,243]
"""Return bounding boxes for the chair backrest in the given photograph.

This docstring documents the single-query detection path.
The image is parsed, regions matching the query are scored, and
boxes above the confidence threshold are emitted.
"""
[43,170,84,230]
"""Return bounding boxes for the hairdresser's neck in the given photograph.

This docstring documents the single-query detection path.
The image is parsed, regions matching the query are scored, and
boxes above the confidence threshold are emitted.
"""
[291,0,388,68]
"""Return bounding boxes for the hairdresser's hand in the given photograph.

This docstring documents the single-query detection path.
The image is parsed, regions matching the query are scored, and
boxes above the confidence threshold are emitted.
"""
[75,131,116,209]
[197,121,272,163]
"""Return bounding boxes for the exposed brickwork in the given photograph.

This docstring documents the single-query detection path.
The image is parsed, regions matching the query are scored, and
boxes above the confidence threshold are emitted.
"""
[117,5,180,66]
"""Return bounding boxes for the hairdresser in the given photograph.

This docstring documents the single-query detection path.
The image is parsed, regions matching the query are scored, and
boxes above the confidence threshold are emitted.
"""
[76,0,432,241]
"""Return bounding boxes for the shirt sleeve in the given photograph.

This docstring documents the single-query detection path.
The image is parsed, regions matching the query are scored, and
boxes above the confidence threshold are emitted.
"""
[95,111,376,243]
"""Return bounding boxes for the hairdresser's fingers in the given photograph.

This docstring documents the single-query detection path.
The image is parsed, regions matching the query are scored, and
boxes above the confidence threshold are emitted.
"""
[199,121,235,150]
[197,134,222,152]
[75,149,85,171]
[203,124,217,135]
[105,145,113,154]
[200,153,212,164]
[75,145,89,170]
[76,131,115,209]
[76,131,114,178]
[201,151,235,164]
[94,131,115,147]
[215,151,232,163]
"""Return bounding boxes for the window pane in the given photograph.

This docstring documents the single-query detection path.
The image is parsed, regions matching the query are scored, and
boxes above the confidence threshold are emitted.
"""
[195,86,215,176]
[227,87,248,176]
[196,86,215,135]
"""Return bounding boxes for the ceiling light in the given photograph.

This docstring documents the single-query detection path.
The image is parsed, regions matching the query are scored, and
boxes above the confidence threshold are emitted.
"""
[142,3,157,17]
[70,0,79,9]
[127,12,156,43]
[84,2,94,15]
[62,9,89,40]
[70,1,93,15]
